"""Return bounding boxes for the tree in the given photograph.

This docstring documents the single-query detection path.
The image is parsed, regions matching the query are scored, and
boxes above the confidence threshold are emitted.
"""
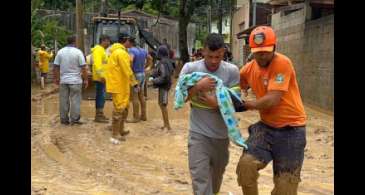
[178,0,209,66]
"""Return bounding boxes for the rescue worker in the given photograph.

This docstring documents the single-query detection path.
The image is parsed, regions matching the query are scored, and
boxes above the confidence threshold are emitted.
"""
[91,35,111,123]
[37,44,53,89]
[105,33,138,144]
[237,26,307,195]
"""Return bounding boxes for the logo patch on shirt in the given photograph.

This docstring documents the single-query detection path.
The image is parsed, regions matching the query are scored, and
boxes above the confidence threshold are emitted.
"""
[275,74,284,84]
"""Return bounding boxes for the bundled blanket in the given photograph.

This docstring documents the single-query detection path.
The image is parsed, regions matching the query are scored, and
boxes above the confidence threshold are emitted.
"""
[174,72,248,149]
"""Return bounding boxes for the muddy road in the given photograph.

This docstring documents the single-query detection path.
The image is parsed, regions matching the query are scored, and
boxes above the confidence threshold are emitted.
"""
[31,84,333,195]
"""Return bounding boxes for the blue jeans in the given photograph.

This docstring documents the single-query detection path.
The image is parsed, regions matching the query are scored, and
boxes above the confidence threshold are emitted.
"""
[135,72,145,88]
[59,84,82,123]
[95,81,106,109]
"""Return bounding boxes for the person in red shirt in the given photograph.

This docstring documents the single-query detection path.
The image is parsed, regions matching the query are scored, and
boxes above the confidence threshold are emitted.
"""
[236,26,307,195]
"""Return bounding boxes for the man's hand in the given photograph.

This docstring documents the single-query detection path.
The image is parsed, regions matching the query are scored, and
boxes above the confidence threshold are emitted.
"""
[242,88,249,97]
[83,80,89,89]
[243,90,283,110]
[196,77,216,92]
[243,101,256,110]
[133,85,140,93]
[100,77,106,83]
[199,91,218,109]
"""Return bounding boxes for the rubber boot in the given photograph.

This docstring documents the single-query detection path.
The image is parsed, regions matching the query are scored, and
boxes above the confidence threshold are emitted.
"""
[140,100,147,121]
[132,101,140,121]
[160,105,171,130]
[94,109,109,123]
[110,110,126,144]
[40,77,45,89]
[126,104,140,123]
[120,109,130,136]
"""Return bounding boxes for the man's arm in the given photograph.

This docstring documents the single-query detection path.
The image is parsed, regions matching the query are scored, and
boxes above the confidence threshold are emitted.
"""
[245,59,293,110]
[78,51,88,88]
[244,90,283,110]
[81,66,88,89]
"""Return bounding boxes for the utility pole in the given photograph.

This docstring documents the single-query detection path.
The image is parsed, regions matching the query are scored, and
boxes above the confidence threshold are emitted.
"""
[76,0,85,53]
[101,0,107,17]
[207,4,211,33]
[252,0,257,26]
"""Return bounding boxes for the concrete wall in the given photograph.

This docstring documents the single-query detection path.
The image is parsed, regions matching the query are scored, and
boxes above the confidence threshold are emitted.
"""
[271,8,334,112]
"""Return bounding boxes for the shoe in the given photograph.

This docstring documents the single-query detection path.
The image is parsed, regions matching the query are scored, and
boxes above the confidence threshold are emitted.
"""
[70,120,84,125]
[61,121,70,125]
[110,136,126,144]
[94,109,109,123]
[125,118,140,123]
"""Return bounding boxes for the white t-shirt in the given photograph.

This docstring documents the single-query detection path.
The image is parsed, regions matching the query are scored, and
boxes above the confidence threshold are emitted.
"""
[53,46,86,84]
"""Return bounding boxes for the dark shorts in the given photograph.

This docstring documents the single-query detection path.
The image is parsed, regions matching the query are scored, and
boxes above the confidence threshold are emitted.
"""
[158,88,169,106]
[40,72,48,78]
[246,121,306,175]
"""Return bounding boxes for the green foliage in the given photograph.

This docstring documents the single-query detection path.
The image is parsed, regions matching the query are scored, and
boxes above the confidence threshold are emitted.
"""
[31,0,72,49]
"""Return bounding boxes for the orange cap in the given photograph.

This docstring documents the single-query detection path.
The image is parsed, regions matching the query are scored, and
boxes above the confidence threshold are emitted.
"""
[249,26,276,53]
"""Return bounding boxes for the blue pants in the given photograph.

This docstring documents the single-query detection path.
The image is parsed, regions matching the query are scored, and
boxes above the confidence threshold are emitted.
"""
[95,81,106,109]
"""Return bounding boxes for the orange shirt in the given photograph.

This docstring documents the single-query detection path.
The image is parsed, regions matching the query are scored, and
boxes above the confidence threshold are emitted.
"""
[240,52,306,128]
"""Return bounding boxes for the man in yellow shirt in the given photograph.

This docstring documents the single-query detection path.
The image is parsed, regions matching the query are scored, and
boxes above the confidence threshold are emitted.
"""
[91,35,111,123]
[105,33,138,144]
[37,44,53,89]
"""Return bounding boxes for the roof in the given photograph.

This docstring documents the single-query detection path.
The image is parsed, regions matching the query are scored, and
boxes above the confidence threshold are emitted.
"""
[121,9,179,21]
[268,0,334,5]
[236,24,270,39]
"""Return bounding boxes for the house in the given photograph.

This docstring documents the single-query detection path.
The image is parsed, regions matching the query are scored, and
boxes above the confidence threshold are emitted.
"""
[231,0,272,66]
[268,0,334,112]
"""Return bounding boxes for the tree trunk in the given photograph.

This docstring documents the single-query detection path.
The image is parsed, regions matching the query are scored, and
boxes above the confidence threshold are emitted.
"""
[178,0,192,73]
[76,0,85,53]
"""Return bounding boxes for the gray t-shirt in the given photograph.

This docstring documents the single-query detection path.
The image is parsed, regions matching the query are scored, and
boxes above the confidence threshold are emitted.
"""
[53,46,86,84]
[179,59,240,139]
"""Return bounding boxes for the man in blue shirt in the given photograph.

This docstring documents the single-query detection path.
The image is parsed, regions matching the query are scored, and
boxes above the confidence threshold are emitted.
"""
[127,40,148,122]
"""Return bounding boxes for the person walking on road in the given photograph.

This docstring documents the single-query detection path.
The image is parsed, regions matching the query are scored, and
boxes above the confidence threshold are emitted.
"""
[53,35,88,125]
[105,33,138,144]
[178,33,240,195]
[91,35,111,123]
[37,44,53,89]
[236,26,307,195]
[149,45,174,130]
[127,41,148,122]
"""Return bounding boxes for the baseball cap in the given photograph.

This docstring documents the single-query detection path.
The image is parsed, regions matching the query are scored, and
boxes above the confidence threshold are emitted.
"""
[249,26,276,53]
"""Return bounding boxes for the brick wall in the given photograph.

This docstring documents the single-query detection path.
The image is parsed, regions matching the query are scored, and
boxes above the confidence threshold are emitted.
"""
[271,8,334,112]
